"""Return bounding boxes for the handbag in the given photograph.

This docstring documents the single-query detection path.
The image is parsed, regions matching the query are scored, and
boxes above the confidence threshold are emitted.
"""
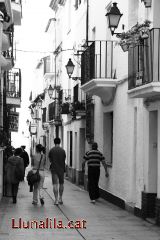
[27,154,43,185]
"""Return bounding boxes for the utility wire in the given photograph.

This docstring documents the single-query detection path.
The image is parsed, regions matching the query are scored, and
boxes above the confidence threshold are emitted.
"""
[14,49,53,54]
[14,48,74,54]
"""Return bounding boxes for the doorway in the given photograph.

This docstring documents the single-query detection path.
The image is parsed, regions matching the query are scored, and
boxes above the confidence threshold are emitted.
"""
[148,111,158,194]
[144,110,158,221]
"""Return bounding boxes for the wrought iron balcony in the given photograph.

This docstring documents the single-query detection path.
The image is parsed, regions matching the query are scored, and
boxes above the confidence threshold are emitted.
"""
[59,89,71,114]
[81,40,118,105]
[3,49,14,67]
[60,102,70,114]
[6,68,21,107]
[128,28,160,98]
[70,101,86,119]
[2,29,12,52]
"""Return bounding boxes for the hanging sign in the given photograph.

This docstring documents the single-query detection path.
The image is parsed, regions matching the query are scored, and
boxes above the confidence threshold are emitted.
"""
[8,111,19,132]
[30,124,37,135]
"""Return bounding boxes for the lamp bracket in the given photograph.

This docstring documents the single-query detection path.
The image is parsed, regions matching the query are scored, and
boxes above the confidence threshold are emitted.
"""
[71,77,81,81]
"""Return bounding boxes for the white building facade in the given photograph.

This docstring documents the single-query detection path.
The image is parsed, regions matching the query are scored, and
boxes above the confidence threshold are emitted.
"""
[0,0,22,199]
[31,0,160,225]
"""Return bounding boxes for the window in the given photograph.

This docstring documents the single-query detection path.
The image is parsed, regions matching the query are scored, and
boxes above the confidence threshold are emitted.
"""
[70,131,72,166]
[43,56,50,74]
[73,84,79,102]
[48,102,55,121]
[103,112,113,165]
[42,108,46,123]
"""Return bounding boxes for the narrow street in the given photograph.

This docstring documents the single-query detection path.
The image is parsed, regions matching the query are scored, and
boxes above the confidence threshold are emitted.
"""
[0,170,160,240]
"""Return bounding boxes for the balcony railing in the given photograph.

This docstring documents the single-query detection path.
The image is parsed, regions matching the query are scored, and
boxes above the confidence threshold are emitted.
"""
[3,24,14,49]
[3,49,14,67]
[81,40,116,85]
[128,28,160,90]
[59,89,71,114]
[6,68,21,99]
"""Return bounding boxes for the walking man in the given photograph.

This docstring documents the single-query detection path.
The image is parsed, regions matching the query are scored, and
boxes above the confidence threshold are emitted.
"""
[49,138,66,205]
[82,142,109,204]
[20,145,29,178]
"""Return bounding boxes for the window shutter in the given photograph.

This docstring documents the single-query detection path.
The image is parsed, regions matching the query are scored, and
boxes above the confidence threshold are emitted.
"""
[42,108,46,123]
[59,89,63,104]
[73,84,78,102]
[128,47,135,89]
[48,102,55,121]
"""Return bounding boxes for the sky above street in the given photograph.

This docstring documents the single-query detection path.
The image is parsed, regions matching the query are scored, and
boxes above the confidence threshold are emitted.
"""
[12,0,53,148]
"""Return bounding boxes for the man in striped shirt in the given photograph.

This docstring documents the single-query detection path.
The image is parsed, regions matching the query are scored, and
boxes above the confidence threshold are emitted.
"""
[82,142,109,204]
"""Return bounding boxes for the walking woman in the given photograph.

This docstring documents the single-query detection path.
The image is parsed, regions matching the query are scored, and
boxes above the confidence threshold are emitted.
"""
[5,148,24,204]
[31,144,46,205]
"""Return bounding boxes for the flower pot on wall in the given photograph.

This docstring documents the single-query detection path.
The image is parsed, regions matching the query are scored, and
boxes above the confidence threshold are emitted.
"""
[120,42,129,52]
[136,71,143,86]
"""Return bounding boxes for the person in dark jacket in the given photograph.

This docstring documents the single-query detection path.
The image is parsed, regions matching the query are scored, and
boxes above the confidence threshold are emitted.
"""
[5,148,24,204]
[20,145,29,178]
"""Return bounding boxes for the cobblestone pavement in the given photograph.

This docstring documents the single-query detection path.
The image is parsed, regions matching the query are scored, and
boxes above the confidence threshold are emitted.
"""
[0,170,160,240]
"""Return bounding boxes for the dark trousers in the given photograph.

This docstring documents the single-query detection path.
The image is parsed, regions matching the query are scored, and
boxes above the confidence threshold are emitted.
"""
[11,183,19,198]
[88,167,100,200]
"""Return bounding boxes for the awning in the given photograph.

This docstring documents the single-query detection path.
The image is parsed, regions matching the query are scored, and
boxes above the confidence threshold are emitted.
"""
[2,33,10,51]
[0,54,12,70]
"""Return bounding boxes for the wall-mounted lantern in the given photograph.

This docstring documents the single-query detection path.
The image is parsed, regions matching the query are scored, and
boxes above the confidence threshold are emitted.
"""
[48,84,54,99]
[106,2,123,36]
[37,99,42,108]
[65,58,75,78]
[30,124,37,135]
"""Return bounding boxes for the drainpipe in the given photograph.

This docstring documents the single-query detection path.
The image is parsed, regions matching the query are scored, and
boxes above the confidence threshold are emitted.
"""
[86,0,89,46]
[0,11,4,134]
[53,17,59,138]
[0,11,4,199]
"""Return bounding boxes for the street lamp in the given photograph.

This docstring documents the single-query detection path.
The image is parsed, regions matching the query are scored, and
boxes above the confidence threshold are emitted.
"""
[65,58,75,78]
[105,2,123,36]
[37,99,42,108]
[48,84,54,99]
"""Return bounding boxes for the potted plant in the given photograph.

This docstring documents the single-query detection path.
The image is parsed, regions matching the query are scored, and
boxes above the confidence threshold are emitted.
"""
[60,102,70,114]
[72,101,86,116]
[117,20,151,51]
